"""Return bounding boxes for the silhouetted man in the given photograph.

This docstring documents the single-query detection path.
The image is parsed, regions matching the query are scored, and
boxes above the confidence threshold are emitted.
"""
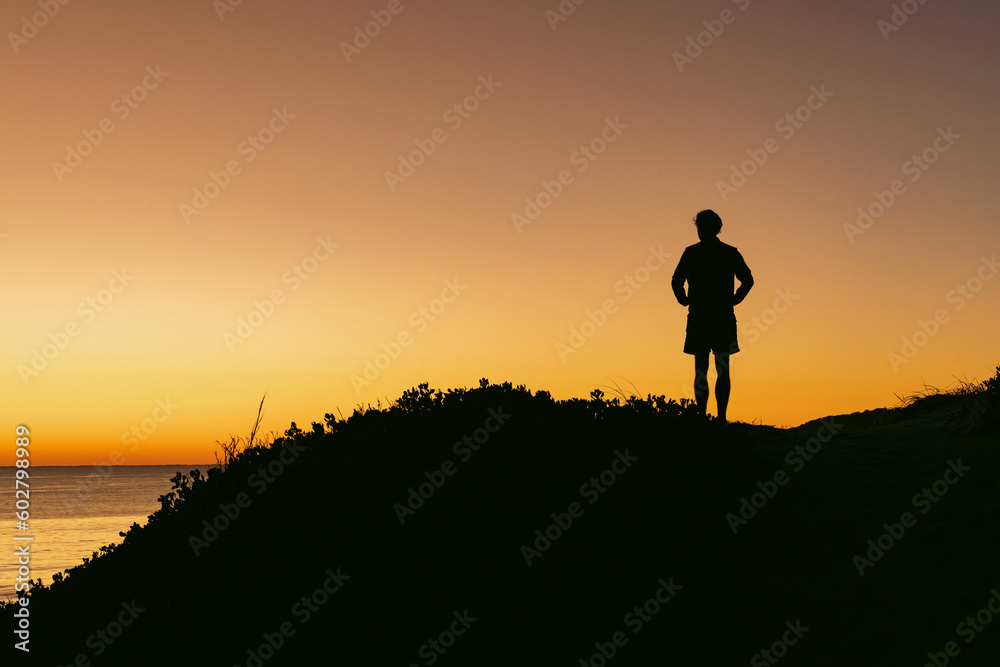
[671,210,753,422]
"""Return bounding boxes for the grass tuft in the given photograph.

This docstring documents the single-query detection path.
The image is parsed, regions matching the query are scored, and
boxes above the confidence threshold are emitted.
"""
[213,391,270,471]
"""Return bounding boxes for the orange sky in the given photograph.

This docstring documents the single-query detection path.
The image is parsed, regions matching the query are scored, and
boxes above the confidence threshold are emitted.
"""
[2,0,998,465]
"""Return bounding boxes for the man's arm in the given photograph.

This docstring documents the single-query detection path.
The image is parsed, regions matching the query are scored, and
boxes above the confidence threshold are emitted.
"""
[732,250,753,306]
[671,253,689,306]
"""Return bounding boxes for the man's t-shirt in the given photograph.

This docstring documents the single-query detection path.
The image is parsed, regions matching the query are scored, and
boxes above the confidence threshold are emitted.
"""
[671,239,753,315]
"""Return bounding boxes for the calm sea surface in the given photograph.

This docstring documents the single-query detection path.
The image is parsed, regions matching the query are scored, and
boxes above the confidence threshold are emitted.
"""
[1,465,209,600]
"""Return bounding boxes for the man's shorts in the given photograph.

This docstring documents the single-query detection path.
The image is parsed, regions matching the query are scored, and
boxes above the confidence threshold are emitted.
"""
[684,310,739,356]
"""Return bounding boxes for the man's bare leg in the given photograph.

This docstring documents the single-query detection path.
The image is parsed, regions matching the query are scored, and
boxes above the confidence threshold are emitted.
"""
[694,351,710,418]
[715,352,731,422]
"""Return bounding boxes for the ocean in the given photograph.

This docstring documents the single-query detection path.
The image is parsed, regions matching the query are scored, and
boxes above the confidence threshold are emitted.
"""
[1,465,210,600]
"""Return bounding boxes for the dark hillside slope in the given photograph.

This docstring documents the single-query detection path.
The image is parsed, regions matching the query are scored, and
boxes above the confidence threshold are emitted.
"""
[4,377,999,666]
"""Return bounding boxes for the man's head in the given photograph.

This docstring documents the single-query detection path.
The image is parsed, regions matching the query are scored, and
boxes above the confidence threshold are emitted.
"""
[694,209,723,241]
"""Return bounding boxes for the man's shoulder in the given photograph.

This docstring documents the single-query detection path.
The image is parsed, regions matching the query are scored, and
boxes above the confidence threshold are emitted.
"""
[685,240,740,252]
[718,241,747,261]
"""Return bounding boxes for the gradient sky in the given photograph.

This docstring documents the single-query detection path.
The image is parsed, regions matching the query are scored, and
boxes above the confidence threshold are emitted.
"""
[3,0,998,465]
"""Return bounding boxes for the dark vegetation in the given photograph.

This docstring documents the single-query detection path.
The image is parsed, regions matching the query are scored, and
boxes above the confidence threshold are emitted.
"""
[3,370,999,666]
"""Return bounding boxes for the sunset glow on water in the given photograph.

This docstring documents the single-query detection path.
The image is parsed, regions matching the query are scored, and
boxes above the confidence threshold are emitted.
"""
[1,466,207,598]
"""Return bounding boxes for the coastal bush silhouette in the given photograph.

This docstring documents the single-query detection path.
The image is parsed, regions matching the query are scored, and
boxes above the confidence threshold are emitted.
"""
[3,372,999,666]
